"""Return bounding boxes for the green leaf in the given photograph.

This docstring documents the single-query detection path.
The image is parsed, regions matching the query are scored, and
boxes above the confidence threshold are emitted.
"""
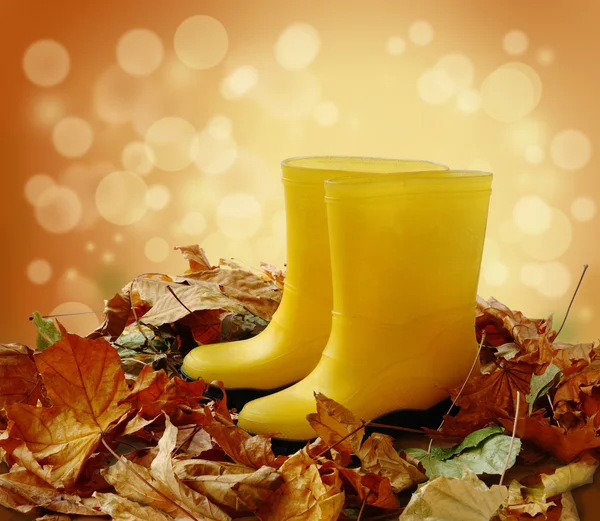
[430,425,505,460]
[115,330,147,349]
[406,433,521,478]
[526,363,561,414]
[32,311,62,351]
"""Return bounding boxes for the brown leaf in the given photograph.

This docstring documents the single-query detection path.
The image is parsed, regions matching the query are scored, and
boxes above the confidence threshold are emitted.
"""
[126,366,207,421]
[176,459,283,512]
[203,409,286,470]
[175,425,213,456]
[34,515,73,521]
[552,340,598,375]
[357,433,427,492]
[0,344,45,407]
[95,492,174,520]
[257,449,344,521]
[553,361,600,428]
[5,327,131,488]
[0,467,100,515]
[103,416,230,521]
[259,262,285,290]
[337,467,400,510]
[175,244,213,273]
[306,392,364,466]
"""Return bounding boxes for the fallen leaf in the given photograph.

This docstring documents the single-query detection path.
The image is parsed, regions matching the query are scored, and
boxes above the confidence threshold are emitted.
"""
[203,409,286,470]
[337,466,400,509]
[103,415,231,521]
[257,448,344,521]
[31,312,61,352]
[399,467,508,521]
[175,244,213,273]
[95,492,174,520]
[0,466,100,515]
[306,392,364,466]
[430,426,505,461]
[357,433,426,492]
[34,515,72,521]
[527,363,561,414]
[525,458,598,502]
[553,361,600,428]
[5,327,131,488]
[0,344,45,407]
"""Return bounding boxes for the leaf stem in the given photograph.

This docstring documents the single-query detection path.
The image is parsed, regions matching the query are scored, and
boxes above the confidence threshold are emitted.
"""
[167,285,194,315]
[427,332,486,454]
[499,390,520,487]
[368,423,425,434]
[316,420,370,459]
[555,264,589,340]
[100,438,201,521]
[356,495,367,521]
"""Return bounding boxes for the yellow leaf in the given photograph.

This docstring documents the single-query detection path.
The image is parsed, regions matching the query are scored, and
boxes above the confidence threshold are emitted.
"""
[95,492,175,520]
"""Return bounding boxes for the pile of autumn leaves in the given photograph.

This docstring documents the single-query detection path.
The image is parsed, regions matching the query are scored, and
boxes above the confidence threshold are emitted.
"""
[1,245,599,520]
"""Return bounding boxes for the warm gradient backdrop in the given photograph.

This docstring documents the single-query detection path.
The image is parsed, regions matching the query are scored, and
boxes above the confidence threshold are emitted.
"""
[1,0,600,518]
[1,1,598,346]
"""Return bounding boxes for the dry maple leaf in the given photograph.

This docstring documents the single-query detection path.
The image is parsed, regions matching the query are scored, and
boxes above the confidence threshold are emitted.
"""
[0,466,100,516]
[337,466,400,509]
[175,459,283,512]
[0,344,45,408]
[357,432,427,492]
[257,448,344,521]
[553,360,600,428]
[95,492,175,520]
[175,244,213,273]
[306,392,364,466]
[103,415,231,521]
[4,326,131,489]
[203,408,286,470]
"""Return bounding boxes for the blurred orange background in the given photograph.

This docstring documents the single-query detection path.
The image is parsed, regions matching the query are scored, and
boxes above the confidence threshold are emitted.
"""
[0,0,598,349]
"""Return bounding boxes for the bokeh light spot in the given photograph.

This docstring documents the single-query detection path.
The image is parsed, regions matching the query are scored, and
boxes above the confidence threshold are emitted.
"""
[537,263,571,299]
[208,115,233,140]
[174,15,228,69]
[145,117,196,171]
[191,129,238,175]
[417,68,454,105]
[313,101,339,126]
[49,302,99,336]
[35,186,83,233]
[549,129,592,171]
[103,252,116,264]
[146,184,171,210]
[27,259,52,285]
[457,89,481,113]
[121,141,154,175]
[537,47,555,65]
[181,212,207,236]
[117,29,164,77]
[25,174,56,206]
[275,22,321,70]
[519,208,572,261]
[386,36,406,56]
[220,65,259,100]
[513,195,552,235]
[481,62,542,122]
[435,53,474,91]
[571,197,596,222]
[145,237,171,262]
[34,96,66,126]
[408,20,434,46]
[524,145,545,165]
[52,117,94,158]
[503,30,529,55]
[23,39,70,87]
[481,237,501,266]
[520,262,545,288]
[96,171,148,225]
[483,261,509,286]
[217,193,263,240]
[272,209,286,238]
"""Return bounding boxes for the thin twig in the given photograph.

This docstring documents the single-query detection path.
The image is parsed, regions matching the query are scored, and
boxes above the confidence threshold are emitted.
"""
[29,310,101,321]
[130,276,158,354]
[427,332,486,454]
[368,423,425,434]
[555,264,589,339]
[316,420,370,458]
[101,438,201,521]
[173,425,201,457]
[167,285,194,315]
[356,495,368,521]
[499,390,520,487]
[546,393,562,429]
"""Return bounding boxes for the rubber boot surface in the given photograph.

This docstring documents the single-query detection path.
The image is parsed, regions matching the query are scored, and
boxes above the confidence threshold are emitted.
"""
[182,157,447,389]
[238,168,492,439]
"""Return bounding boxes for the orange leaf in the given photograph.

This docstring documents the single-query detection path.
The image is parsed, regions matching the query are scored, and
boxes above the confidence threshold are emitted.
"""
[337,467,400,510]
[203,408,286,470]
[306,392,364,466]
[257,449,344,521]
[0,344,45,408]
[5,327,131,489]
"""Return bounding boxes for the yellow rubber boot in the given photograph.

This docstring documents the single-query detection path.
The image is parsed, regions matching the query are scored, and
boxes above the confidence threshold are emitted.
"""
[238,168,492,439]
[181,157,447,389]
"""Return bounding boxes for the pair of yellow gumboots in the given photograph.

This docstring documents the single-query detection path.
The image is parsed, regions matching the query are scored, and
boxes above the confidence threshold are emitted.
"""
[182,156,493,440]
